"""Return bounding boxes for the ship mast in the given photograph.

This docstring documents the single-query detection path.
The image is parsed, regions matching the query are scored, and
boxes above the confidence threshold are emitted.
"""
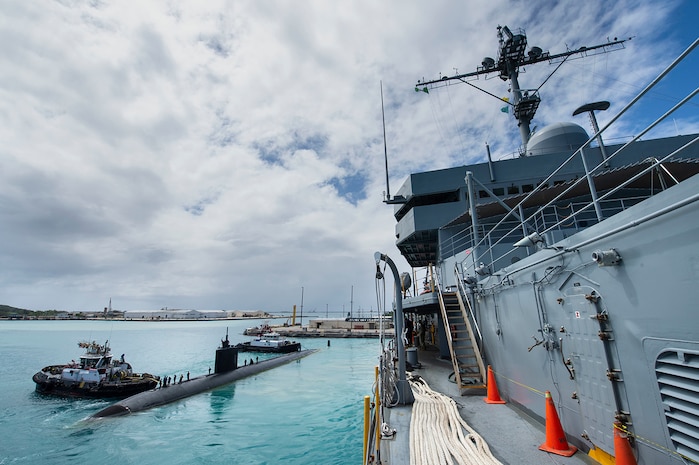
[416,26,630,154]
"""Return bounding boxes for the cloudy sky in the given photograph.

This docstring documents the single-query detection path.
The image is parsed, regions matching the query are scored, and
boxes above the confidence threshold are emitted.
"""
[1,0,697,314]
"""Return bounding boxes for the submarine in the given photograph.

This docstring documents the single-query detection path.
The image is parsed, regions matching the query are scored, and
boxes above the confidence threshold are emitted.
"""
[92,332,317,418]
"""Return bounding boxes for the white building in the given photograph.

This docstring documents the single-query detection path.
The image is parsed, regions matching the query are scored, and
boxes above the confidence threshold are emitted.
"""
[123,309,228,320]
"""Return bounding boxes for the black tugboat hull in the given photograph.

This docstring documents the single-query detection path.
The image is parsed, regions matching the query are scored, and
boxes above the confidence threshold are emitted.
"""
[234,342,302,353]
[33,372,158,399]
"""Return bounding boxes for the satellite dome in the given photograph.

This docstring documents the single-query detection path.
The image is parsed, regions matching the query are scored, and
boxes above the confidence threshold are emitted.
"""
[527,122,589,156]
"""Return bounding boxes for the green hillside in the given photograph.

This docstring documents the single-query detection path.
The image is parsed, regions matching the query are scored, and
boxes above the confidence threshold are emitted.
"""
[0,305,61,318]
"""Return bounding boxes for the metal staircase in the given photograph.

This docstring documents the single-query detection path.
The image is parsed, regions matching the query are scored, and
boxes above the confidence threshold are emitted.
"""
[438,289,487,393]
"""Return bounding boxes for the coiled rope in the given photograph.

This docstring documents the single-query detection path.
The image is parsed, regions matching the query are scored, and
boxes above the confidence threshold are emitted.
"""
[409,375,503,465]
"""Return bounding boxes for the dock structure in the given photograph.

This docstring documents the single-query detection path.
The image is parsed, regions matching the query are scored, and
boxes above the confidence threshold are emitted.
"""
[271,317,394,338]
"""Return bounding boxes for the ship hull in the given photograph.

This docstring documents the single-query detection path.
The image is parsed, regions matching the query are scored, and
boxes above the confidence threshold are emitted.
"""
[33,371,158,399]
[235,342,301,353]
[471,174,699,462]
[92,349,317,418]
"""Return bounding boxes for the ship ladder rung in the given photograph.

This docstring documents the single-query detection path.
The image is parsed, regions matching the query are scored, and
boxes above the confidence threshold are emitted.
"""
[453,346,475,353]
[457,363,480,370]
[457,371,484,386]
[460,382,487,390]
[452,338,473,343]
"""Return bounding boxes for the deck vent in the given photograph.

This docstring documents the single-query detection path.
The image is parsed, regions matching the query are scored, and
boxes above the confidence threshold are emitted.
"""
[656,349,699,462]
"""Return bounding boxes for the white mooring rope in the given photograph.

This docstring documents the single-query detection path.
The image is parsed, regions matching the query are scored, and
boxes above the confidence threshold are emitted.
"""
[409,375,504,465]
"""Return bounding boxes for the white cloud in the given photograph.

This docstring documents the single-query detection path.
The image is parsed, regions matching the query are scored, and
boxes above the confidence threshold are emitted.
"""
[0,0,696,312]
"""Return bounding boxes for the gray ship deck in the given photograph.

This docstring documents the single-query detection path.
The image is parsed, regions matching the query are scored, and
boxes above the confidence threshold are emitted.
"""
[380,347,598,465]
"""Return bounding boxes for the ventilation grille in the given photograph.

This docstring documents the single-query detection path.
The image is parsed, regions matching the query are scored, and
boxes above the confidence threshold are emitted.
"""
[656,350,699,462]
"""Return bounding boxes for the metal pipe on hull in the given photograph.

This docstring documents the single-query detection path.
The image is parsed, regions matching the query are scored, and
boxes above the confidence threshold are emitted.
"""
[91,349,317,418]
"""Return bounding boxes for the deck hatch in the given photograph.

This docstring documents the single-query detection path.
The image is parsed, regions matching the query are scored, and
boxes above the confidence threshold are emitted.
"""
[656,350,699,462]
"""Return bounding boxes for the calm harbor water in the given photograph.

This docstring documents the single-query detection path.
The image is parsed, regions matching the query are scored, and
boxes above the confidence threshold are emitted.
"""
[0,319,379,464]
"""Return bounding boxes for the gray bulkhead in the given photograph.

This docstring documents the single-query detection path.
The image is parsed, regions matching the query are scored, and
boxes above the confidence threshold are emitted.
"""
[473,173,699,460]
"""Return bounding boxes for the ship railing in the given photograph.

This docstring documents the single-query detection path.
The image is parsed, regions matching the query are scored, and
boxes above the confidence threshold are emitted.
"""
[453,262,483,349]
[433,266,483,353]
[432,270,461,380]
[472,141,699,279]
[365,339,399,465]
[439,216,521,260]
[529,195,650,236]
[438,225,474,260]
[464,38,699,276]
[454,191,662,280]
[433,261,487,387]
[470,145,699,281]
[409,265,436,296]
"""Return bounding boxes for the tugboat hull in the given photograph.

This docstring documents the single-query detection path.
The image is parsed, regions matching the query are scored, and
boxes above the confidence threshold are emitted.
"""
[32,340,159,399]
[33,370,158,398]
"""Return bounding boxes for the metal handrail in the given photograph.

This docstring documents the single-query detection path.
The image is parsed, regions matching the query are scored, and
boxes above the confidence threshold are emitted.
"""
[465,39,699,273]
[432,270,465,388]
[454,263,482,347]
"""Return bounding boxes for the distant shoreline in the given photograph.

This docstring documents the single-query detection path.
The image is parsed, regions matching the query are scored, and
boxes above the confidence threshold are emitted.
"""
[0,315,287,321]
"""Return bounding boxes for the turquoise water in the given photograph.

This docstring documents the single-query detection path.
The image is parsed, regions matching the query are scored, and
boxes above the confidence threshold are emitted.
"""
[0,320,379,464]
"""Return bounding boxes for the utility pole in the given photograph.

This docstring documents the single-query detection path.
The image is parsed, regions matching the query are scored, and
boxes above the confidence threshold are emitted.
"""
[300,287,304,327]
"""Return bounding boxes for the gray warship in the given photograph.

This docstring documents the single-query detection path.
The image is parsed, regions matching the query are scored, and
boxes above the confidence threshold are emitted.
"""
[370,27,699,464]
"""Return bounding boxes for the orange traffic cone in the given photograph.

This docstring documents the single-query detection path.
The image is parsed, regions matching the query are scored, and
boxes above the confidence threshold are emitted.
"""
[539,391,577,456]
[613,422,638,465]
[484,365,506,404]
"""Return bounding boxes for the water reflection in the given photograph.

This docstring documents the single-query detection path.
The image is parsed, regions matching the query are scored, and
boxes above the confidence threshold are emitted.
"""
[209,384,236,421]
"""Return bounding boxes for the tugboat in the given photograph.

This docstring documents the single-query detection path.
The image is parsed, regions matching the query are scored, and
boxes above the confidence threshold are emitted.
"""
[243,323,272,336]
[235,332,301,353]
[33,340,159,398]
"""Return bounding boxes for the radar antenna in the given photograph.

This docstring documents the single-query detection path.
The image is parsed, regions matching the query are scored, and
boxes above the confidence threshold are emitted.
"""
[415,26,631,153]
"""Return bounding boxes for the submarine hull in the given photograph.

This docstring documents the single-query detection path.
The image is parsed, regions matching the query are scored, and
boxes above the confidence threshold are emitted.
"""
[92,349,317,418]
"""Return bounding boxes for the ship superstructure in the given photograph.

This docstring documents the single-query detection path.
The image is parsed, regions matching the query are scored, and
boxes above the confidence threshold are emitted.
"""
[373,26,699,464]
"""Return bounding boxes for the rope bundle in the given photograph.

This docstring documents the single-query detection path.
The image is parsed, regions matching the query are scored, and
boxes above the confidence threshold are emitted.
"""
[409,376,503,465]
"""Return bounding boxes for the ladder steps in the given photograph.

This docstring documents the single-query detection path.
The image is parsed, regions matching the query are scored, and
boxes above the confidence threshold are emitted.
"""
[455,344,476,351]
[458,363,481,369]
[439,290,486,395]
[460,384,487,390]
[454,350,476,355]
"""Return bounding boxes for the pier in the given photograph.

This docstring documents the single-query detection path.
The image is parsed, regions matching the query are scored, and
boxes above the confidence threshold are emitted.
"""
[269,318,394,338]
